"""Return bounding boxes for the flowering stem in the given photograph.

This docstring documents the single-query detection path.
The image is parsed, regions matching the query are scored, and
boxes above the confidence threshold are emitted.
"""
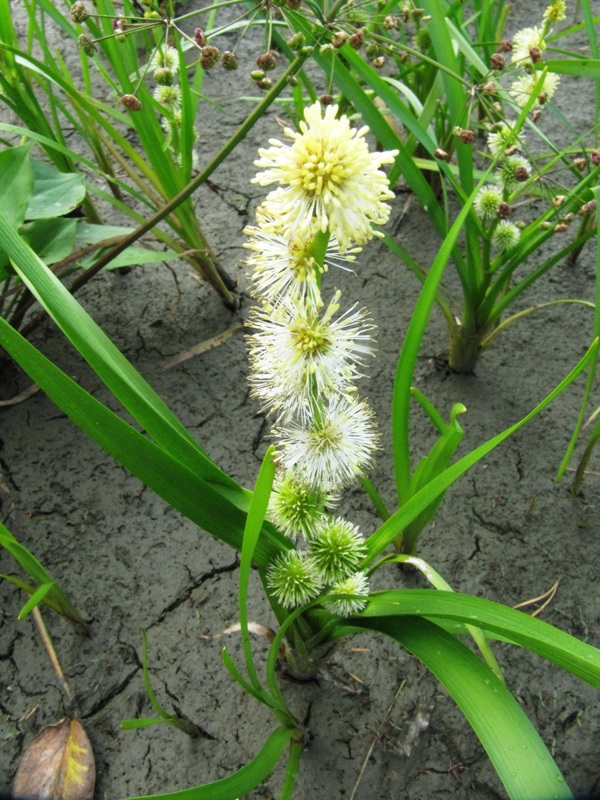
[307,230,331,288]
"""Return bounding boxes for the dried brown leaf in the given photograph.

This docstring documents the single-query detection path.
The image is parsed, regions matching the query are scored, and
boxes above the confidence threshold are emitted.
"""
[13,718,95,800]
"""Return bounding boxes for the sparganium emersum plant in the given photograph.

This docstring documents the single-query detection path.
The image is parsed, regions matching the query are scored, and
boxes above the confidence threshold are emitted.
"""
[245,100,398,617]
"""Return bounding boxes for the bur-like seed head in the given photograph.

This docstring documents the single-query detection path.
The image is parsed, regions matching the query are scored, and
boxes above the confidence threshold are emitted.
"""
[287,0,302,9]
[572,157,586,172]
[120,93,142,111]
[372,56,385,68]
[194,28,207,47]
[256,77,273,90]
[250,69,265,81]
[490,53,505,71]
[267,550,321,608]
[579,199,597,216]
[70,2,88,23]
[591,150,600,166]
[456,128,474,144]
[221,51,238,71]
[434,147,449,161]
[269,471,334,540]
[554,222,569,233]
[492,220,521,252]
[498,39,513,53]
[200,46,220,70]
[320,94,335,106]
[308,517,366,583]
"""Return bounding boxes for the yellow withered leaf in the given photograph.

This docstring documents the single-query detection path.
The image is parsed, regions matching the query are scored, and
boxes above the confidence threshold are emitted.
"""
[13,718,95,800]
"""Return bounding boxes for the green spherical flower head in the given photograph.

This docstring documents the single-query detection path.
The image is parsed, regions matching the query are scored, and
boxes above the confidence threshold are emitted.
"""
[308,517,366,582]
[324,571,370,617]
[474,185,503,221]
[269,471,333,541]
[267,551,321,609]
[492,220,521,252]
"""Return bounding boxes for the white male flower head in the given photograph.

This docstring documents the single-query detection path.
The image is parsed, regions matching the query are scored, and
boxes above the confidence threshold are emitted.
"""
[268,470,336,541]
[510,72,560,108]
[324,571,370,617]
[247,291,376,418]
[252,102,398,252]
[244,216,361,308]
[308,517,366,583]
[273,395,379,491]
[511,26,546,65]
[267,550,321,608]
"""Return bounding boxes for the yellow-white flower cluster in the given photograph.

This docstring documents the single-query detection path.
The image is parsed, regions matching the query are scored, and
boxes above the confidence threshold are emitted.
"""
[245,101,398,615]
[508,8,562,109]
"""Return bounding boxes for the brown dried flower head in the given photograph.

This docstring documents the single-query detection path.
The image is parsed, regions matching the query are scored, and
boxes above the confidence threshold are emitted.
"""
[201,46,220,70]
[70,2,88,23]
[496,202,512,219]
[120,94,142,111]
[331,31,348,49]
[490,53,505,71]
[221,51,238,71]
[194,28,207,47]
[497,39,513,53]
[256,51,278,71]
[348,30,365,50]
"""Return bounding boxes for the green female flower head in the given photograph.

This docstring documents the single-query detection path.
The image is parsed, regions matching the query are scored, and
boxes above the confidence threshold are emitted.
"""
[474,185,503,221]
[267,550,321,609]
[308,517,366,583]
[492,220,521,252]
[268,471,335,540]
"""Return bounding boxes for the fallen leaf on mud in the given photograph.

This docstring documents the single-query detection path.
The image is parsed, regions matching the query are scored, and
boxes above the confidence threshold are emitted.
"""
[13,718,95,800]
[161,323,244,370]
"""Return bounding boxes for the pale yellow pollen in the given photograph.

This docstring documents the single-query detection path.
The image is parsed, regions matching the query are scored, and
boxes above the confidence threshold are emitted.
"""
[290,319,331,354]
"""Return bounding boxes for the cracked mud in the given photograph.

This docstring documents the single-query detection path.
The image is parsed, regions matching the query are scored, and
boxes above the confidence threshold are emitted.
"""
[2,0,600,797]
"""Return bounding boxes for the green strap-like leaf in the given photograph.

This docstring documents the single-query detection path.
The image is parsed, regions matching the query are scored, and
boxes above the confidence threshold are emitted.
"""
[359,590,600,688]
[0,212,240,495]
[0,318,289,567]
[351,615,573,800]
[123,727,295,800]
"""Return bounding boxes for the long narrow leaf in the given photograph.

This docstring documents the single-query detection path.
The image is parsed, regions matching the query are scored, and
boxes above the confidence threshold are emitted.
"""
[0,213,240,494]
[372,339,598,559]
[359,590,600,687]
[123,727,295,800]
[0,318,290,567]
[351,615,573,800]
